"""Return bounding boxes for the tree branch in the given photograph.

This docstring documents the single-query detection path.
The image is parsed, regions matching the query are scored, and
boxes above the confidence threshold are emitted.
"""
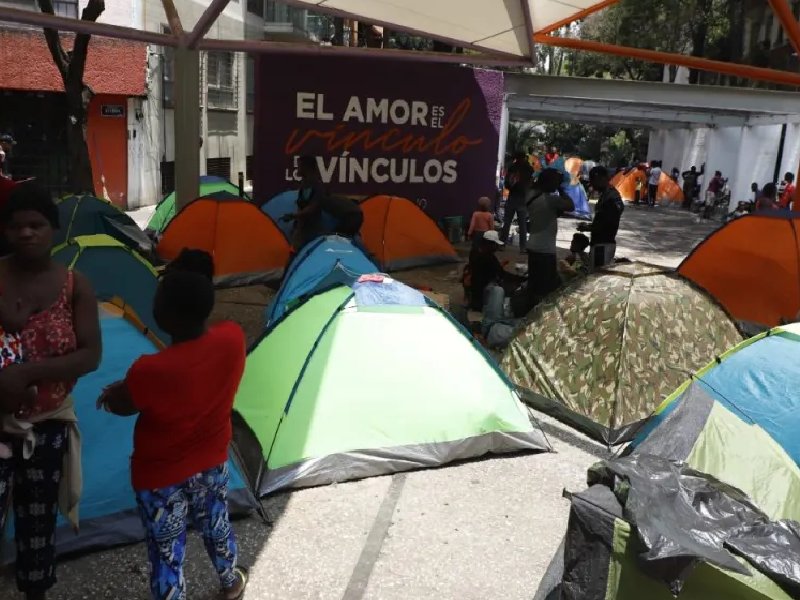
[69,0,105,87]
[36,0,69,84]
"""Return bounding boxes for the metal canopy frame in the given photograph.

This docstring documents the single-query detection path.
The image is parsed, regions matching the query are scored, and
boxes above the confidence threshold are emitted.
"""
[0,0,798,205]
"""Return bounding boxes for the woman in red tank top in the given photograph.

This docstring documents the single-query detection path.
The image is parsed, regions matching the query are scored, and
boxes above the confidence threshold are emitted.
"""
[0,182,101,600]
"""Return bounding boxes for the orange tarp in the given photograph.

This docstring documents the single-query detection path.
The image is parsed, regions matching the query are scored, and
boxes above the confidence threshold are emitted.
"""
[678,214,800,328]
[360,195,458,271]
[157,198,290,285]
[614,169,684,204]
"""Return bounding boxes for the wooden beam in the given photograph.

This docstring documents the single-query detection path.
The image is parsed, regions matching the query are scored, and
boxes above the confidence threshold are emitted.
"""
[0,6,179,46]
[534,34,800,87]
[198,38,530,67]
[185,0,230,49]
[160,0,184,40]
[519,0,536,63]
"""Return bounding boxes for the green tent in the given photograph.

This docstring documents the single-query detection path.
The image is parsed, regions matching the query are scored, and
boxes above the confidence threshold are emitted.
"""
[502,262,742,445]
[535,324,800,600]
[147,177,243,233]
[234,276,550,495]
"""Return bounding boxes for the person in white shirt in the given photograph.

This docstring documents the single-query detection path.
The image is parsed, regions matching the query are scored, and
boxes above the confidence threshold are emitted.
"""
[647,160,663,206]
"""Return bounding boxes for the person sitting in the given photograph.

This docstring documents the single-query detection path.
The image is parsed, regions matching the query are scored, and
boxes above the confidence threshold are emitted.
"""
[464,230,505,312]
[468,196,494,253]
[578,166,624,271]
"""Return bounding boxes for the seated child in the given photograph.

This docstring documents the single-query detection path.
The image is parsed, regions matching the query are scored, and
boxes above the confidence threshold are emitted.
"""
[468,196,495,253]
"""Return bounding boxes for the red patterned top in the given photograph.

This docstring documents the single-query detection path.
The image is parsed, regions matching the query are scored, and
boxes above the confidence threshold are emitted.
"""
[16,271,77,418]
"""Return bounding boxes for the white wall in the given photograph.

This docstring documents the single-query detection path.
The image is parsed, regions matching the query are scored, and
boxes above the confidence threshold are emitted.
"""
[780,123,800,180]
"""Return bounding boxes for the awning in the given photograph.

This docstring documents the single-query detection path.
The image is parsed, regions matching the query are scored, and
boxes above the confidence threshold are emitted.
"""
[280,0,616,58]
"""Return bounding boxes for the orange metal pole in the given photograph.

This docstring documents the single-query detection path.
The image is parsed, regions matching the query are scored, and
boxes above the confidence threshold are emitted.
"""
[768,0,800,57]
[534,34,800,87]
[767,0,800,186]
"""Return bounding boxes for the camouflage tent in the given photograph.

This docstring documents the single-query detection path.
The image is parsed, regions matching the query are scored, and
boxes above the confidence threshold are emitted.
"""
[501,263,742,445]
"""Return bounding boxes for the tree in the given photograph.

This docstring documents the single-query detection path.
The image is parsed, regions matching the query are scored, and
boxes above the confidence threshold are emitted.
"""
[505,122,539,155]
[37,0,104,194]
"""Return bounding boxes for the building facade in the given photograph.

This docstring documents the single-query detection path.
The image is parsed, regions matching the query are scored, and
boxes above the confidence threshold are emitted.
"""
[0,0,311,207]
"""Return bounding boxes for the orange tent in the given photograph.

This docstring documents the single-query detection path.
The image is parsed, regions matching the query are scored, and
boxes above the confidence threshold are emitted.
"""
[360,196,459,271]
[157,198,290,286]
[614,169,684,205]
[678,214,800,329]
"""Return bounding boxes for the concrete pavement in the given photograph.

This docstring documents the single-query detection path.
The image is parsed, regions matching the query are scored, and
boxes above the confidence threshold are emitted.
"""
[0,204,718,599]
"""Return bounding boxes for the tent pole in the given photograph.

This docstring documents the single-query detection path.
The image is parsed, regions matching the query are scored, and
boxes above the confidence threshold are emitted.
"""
[534,34,800,87]
[174,47,200,211]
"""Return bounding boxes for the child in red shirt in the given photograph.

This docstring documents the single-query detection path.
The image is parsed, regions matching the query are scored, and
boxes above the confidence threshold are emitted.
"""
[468,196,495,252]
[98,250,248,600]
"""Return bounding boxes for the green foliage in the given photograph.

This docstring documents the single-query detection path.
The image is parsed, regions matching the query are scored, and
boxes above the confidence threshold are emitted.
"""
[519,120,648,167]
[505,122,540,156]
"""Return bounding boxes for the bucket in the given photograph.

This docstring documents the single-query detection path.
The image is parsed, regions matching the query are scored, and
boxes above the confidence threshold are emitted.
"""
[442,216,464,244]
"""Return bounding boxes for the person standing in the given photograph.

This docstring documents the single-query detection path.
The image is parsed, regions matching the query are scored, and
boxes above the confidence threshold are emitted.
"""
[525,168,574,306]
[779,172,796,210]
[284,155,326,250]
[98,251,248,600]
[681,164,705,209]
[467,196,495,254]
[755,182,779,211]
[578,166,625,270]
[500,152,533,253]
[0,182,101,600]
[647,161,662,206]
[544,146,559,166]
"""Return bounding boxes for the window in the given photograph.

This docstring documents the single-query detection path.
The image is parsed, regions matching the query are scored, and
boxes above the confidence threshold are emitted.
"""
[160,161,175,195]
[161,25,175,108]
[765,14,775,45]
[247,0,264,17]
[207,52,238,111]
[207,157,231,180]
[246,57,255,114]
[53,0,78,19]
[246,155,254,182]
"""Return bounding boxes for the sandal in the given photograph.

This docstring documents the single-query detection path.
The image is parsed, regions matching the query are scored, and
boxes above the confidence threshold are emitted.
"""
[224,566,249,600]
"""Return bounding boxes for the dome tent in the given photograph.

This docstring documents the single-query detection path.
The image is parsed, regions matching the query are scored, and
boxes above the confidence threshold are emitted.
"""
[360,195,458,271]
[147,175,244,234]
[502,262,742,445]
[678,213,800,332]
[266,235,378,325]
[236,275,549,496]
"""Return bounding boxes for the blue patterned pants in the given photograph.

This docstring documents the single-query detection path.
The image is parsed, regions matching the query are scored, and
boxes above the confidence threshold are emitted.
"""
[135,463,239,600]
[0,421,67,594]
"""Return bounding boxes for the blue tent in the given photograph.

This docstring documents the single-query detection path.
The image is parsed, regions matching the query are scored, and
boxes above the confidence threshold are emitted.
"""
[267,235,379,325]
[1,305,258,559]
[261,190,300,238]
[633,324,800,465]
[53,234,168,343]
[565,183,592,219]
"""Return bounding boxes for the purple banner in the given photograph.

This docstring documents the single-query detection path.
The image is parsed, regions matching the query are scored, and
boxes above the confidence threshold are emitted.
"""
[254,54,503,219]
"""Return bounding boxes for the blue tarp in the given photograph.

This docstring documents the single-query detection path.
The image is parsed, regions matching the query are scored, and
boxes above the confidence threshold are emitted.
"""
[2,310,255,558]
[565,183,591,219]
[267,235,378,324]
[633,333,800,464]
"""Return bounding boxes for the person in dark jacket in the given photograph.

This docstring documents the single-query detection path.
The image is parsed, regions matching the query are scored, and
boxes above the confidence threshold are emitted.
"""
[500,153,533,252]
[465,231,505,312]
[578,166,624,270]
